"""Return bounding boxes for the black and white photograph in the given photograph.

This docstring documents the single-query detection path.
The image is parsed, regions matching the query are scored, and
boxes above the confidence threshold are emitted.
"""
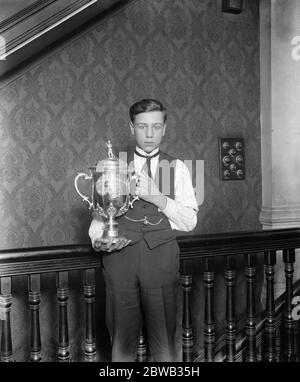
[0,0,299,372]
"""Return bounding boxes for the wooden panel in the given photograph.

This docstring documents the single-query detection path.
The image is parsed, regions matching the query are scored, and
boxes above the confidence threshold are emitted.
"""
[0,0,96,55]
[0,0,125,79]
[0,1,55,30]
[0,0,38,23]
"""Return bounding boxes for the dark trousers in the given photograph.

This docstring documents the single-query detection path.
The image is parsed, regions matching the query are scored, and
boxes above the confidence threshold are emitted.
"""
[102,238,180,362]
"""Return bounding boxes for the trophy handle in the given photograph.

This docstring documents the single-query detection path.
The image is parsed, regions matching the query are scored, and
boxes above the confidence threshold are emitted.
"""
[128,172,139,208]
[129,195,139,208]
[96,203,108,219]
[74,172,93,209]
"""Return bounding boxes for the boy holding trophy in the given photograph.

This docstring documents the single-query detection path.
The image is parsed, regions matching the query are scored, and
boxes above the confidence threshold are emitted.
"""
[89,99,198,361]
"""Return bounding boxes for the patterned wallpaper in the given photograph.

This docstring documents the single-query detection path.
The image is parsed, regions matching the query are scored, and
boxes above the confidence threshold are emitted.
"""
[0,0,261,250]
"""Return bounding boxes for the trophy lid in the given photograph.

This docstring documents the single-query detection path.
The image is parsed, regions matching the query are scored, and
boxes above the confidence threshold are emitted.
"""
[96,140,127,173]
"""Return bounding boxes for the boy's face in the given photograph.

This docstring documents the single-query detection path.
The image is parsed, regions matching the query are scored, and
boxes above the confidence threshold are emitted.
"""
[130,111,166,153]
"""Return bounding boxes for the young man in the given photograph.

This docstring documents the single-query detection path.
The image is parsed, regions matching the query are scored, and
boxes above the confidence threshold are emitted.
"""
[89,99,198,362]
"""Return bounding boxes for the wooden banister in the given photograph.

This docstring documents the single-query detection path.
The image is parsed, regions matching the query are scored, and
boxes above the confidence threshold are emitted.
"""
[0,245,101,277]
[1,228,300,273]
[1,228,300,362]
[178,228,300,260]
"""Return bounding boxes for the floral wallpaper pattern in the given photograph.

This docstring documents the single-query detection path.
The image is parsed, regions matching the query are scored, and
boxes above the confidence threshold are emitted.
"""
[0,0,261,361]
[0,0,261,249]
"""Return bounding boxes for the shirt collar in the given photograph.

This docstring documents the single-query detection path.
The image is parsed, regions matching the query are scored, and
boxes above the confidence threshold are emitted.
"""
[135,146,159,157]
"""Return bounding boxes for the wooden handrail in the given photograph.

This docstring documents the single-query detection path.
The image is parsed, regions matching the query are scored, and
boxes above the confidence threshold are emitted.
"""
[0,245,99,277]
[0,244,91,261]
[178,228,300,260]
[1,228,300,276]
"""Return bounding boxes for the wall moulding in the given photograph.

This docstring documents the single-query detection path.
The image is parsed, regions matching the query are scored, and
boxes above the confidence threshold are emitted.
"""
[0,0,124,79]
[260,205,300,228]
[0,0,98,57]
[0,0,56,33]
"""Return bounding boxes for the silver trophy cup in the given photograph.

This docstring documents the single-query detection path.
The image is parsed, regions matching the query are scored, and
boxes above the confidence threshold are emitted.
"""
[74,141,138,239]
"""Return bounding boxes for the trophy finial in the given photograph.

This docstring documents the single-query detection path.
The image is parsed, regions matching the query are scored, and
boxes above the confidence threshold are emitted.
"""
[106,140,116,159]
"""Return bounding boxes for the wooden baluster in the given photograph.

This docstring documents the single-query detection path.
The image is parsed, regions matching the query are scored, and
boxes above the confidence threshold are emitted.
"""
[256,342,263,362]
[57,271,70,362]
[245,253,257,362]
[275,326,282,362]
[28,274,42,362]
[181,273,193,362]
[282,248,297,361]
[203,257,215,362]
[83,269,96,362]
[263,250,277,362]
[0,277,13,362]
[296,319,300,361]
[136,328,147,362]
[224,255,236,362]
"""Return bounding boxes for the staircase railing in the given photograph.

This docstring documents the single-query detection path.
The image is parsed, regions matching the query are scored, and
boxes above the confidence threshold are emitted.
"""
[178,228,300,362]
[1,228,300,362]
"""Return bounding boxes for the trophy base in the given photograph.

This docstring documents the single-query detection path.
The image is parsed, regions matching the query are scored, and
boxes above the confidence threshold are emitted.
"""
[102,218,119,239]
[102,230,119,239]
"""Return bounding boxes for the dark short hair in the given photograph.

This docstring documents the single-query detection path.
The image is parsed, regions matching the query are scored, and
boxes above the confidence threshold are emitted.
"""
[129,99,167,123]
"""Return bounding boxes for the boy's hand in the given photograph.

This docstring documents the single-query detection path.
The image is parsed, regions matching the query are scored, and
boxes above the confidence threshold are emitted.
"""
[89,215,131,253]
[135,171,167,210]
[93,236,131,253]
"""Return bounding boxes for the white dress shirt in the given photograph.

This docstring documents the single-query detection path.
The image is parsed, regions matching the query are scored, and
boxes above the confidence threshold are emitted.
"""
[89,146,199,244]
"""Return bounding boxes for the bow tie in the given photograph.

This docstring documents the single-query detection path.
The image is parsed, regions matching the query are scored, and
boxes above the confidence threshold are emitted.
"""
[134,150,160,178]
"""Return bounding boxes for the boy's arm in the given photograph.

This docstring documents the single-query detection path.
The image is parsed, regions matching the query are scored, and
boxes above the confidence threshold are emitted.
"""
[160,198,198,232]
[160,159,199,232]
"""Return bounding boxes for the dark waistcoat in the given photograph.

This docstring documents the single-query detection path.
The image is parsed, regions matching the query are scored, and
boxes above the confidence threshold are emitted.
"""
[118,150,177,249]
